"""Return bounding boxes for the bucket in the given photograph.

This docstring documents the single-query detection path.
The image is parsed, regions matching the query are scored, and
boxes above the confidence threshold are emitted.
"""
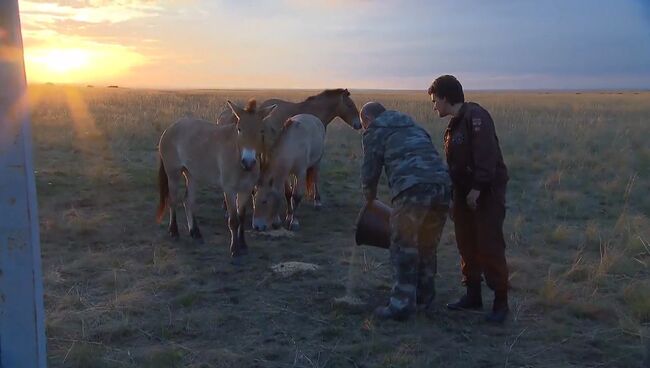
[355,199,392,249]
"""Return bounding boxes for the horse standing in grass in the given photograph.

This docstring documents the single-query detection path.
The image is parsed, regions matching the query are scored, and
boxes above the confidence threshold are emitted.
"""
[218,88,361,207]
[156,99,276,262]
[252,114,326,231]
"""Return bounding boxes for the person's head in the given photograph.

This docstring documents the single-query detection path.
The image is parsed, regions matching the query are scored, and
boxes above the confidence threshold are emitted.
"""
[427,75,464,118]
[359,101,386,130]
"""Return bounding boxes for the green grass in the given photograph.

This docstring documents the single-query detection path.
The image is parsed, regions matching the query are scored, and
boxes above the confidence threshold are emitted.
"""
[31,85,650,367]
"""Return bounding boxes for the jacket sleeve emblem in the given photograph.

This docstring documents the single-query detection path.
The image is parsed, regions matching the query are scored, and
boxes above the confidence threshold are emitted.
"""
[452,132,464,145]
[472,118,482,132]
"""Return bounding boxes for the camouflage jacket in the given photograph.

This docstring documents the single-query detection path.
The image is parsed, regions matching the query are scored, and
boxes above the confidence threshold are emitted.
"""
[361,110,451,201]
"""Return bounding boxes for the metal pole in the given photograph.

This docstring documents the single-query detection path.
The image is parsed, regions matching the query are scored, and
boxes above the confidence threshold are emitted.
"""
[0,0,48,367]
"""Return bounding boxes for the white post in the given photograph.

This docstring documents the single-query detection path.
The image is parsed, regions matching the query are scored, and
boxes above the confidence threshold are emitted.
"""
[0,1,48,367]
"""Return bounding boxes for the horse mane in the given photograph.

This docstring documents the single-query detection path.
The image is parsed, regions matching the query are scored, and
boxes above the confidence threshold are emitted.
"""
[264,117,296,156]
[245,99,257,112]
[283,117,296,129]
[304,88,349,102]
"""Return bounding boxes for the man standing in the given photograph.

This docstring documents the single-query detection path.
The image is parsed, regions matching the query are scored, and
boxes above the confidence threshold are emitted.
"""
[360,102,451,321]
[428,75,510,323]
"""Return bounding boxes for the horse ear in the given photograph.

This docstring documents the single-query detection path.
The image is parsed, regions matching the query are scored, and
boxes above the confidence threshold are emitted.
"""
[217,106,236,125]
[226,100,244,120]
[258,104,277,120]
[344,89,350,96]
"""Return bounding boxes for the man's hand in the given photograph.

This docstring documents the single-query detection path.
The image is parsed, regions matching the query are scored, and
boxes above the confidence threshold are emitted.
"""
[449,200,454,221]
[466,189,480,210]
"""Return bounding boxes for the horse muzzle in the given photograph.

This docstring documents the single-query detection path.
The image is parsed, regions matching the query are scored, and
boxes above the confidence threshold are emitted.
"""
[352,117,362,130]
[253,218,268,232]
[241,158,256,171]
[240,148,257,171]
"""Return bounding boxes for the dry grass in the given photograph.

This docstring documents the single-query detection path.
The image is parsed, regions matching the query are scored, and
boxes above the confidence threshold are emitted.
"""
[30,85,650,367]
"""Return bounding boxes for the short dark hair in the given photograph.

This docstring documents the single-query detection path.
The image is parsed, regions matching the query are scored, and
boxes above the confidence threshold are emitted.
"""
[361,101,386,119]
[427,75,464,105]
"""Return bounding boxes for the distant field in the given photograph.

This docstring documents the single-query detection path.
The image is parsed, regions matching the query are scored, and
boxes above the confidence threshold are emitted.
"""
[29,85,649,367]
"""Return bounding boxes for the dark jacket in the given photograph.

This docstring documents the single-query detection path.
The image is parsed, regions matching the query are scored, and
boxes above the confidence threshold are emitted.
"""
[444,102,508,193]
[361,110,451,200]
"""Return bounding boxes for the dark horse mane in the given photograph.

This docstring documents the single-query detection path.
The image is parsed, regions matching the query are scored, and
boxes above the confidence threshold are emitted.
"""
[304,88,350,102]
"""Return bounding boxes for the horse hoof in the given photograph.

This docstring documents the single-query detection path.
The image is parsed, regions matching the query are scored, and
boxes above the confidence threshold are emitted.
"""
[288,221,300,231]
[193,236,205,245]
[169,232,180,241]
[314,201,323,210]
[230,255,246,266]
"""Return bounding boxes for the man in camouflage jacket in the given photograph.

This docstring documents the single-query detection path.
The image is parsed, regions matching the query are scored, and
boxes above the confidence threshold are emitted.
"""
[360,101,451,321]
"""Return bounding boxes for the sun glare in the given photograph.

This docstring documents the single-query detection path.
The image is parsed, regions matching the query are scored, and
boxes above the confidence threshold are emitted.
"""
[24,45,146,85]
[38,49,90,74]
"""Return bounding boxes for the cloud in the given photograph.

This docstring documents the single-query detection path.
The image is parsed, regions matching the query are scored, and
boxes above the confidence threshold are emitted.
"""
[20,0,162,24]
[19,0,162,83]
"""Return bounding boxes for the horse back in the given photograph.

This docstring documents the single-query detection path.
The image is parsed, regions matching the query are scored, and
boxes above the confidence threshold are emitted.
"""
[276,114,325,168]
[159,118,232,182]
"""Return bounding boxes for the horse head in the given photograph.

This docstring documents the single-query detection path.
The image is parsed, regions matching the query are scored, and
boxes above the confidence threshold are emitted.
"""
[336,89,362,130]
[252,176,283,231]
[227,99,277,171]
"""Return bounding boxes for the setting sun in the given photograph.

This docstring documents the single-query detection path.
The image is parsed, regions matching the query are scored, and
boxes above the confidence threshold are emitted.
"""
[24,44,146,85]
[32,48,90,74]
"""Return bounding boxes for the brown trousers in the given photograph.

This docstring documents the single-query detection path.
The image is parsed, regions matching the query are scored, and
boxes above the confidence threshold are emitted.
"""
[453,184,508,292]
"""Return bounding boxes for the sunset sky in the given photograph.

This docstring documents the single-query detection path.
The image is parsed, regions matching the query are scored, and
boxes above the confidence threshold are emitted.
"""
[19,0,650,90]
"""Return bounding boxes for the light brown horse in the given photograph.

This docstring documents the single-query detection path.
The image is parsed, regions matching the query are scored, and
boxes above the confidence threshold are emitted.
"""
[252,114,326,231]
[218,88,361,207]
[156,99,276,262]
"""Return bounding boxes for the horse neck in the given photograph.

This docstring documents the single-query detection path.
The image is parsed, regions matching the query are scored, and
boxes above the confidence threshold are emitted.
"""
[265,158,290,191]
[299,98,338,126]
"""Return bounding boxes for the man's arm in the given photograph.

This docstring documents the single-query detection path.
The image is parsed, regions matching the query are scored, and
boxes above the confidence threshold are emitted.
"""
[469,108,498,191]
[361,130,384,201]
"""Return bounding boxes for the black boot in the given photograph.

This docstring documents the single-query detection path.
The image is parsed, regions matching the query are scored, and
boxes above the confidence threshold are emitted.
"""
[447,282,483,311]
[373,304,412,321]
[485,290,509,323]
[416,276,435,311]
[416,287,435,311]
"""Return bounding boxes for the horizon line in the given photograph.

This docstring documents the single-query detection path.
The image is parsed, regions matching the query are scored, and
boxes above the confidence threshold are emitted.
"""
[27,83,650,93]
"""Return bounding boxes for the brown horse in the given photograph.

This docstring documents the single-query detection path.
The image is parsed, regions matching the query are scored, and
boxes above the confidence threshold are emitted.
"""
[156,99,276,262]
[218,88,361,207]
[252,114,326,231]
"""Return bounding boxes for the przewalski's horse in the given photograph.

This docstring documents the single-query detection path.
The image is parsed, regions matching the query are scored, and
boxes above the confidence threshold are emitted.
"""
[156,99,277,262]
[218,88,361,207]
[252,114,326,231]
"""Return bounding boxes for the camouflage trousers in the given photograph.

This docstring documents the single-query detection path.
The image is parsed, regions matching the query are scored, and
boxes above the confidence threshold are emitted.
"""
[387,183,449,314]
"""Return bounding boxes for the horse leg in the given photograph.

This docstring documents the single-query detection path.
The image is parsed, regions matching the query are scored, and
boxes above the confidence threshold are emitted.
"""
[224,192,244,263]
[283,179,293,228]
[313,162,322,209]
[183,173,203,244]
[222,197,229,219]
[167,170,183,240]
[287,173,305,231]
[236,190,252,255]
[168,209,179,240]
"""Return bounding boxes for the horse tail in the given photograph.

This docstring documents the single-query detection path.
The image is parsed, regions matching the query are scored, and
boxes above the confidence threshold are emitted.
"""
[156,157,169,223]
[306,166,316,199]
